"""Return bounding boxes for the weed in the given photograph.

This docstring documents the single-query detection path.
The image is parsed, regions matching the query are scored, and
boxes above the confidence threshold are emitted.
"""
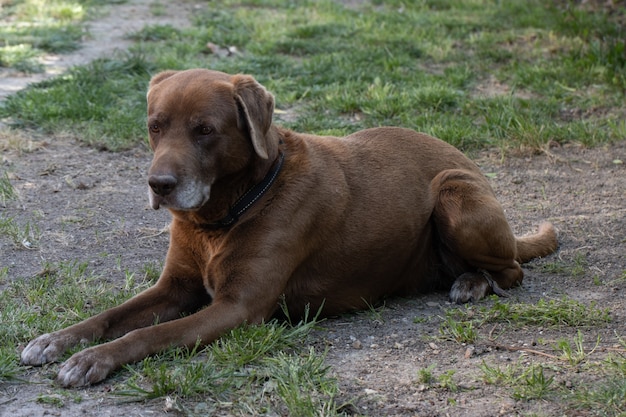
[437,370,458,392]
[480,360,519,386]
[0,345,19,382]
[0,172,17,207]
[438,311,477,344]
[0,215,40,249]
[141,261,162,283]
[571,376,626,416]
[360,298,386,324]
[417,364,436,385]
[568,340,626,415]
[478,297,611,328]
[540,252,588,277]
[263,348,339,417]
[36,394,64,407]
[513,364,555,401]
[555,331,599,366]
[481,361,557,401]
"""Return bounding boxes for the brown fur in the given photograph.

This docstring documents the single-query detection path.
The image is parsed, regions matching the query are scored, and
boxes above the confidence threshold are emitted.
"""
[21,69,558,387]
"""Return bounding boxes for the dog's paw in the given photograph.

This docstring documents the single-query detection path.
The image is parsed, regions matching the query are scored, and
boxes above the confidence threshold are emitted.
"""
[56,347,115,387]
[21,333,72,366]
[449,270,510,303]
[449,273,489,303]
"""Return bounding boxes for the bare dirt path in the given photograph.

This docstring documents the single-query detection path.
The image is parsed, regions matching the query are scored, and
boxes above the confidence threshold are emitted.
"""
[0,0,196,100]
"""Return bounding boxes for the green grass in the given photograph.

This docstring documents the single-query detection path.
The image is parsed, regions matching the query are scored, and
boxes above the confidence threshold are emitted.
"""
[1,0,624,150]
[0,0,136,72]
[0,171,17,207]
[0,262,344,415]
[438,297,623,414]
[447,296,612,328]
[438,312,478,344]
[480,361,557,401]
[0,172,41,248]
[0,0,89,72]
[118,309,342,416]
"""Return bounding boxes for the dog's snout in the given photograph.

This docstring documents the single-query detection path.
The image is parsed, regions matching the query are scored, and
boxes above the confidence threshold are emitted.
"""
[149,174,177,196]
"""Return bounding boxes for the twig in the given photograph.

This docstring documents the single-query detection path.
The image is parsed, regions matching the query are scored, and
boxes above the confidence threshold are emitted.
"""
[487,342,561,360]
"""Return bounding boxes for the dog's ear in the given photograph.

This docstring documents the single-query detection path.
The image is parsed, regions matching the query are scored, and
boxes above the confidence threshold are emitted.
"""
[147,71,178,100]
[231,74,274,160]
[149,70,178,88]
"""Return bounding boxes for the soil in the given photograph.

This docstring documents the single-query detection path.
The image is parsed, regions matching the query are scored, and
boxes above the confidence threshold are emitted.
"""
[1,1,625,416]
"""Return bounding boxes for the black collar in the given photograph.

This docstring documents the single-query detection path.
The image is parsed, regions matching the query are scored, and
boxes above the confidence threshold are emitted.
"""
[200,151,285,230]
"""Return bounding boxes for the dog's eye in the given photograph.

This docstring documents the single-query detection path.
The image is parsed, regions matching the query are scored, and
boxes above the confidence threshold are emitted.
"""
[149,124,160,134]
[197,126,213,136]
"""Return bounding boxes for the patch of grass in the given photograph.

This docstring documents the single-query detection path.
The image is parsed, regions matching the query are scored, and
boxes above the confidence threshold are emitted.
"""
[0,171,17,207]
[0,215,40,249]
[568,338,626,416]
[0,345,20,383]
[482,354,626,409]
[417,364,436,385]
[3,259,311,404]
[438,311,477,344]
[437,369,458,392]
[539,252,588,277]
[1,0,624,151]
[140,261,162,283]
[1,54,155,150]
[0,260,150,347]
[572,376,626,416]
[0,0,88,72]
[474,297,610,328]
[480,361,557,401]
[555,330,600,366]
[359,299,386,324]
[443,297,611,336]
[513,364,556,401]
[416,364,458,392]
[118,309,344,416]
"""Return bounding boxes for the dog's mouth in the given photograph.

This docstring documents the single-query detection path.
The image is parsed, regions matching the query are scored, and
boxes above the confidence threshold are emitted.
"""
[148,184,211,211]
[149,192,165,210]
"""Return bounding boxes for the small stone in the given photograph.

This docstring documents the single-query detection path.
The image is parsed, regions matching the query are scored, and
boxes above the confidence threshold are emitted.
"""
[499,398,516,414]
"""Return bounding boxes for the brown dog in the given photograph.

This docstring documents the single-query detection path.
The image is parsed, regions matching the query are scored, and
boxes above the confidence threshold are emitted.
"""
[21,69,558,387]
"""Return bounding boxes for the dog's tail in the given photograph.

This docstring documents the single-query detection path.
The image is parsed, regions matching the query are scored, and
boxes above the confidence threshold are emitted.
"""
[515,222,558,263]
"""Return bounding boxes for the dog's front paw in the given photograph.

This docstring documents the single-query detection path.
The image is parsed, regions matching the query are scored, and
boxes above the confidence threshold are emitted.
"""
[56,347,116,387]
[21,333,74,366]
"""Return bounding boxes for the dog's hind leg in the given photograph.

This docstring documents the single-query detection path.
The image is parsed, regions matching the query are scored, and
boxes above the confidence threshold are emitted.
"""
[430,168,553,303]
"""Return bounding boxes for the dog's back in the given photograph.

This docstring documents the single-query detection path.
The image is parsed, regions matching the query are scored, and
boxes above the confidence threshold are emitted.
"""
[276,127,486,315]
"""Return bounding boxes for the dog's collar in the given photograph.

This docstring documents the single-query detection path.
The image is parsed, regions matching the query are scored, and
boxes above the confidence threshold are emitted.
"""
[200,151,285,230]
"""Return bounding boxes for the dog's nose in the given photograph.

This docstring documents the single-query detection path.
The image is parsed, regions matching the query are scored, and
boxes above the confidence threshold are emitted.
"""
[149,175,177,196]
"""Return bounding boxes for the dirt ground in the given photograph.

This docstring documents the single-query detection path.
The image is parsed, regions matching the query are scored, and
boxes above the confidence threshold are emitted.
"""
[1,1,625,416]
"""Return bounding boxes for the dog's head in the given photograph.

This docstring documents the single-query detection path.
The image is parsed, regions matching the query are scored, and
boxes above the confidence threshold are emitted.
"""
[145,69,276,211]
